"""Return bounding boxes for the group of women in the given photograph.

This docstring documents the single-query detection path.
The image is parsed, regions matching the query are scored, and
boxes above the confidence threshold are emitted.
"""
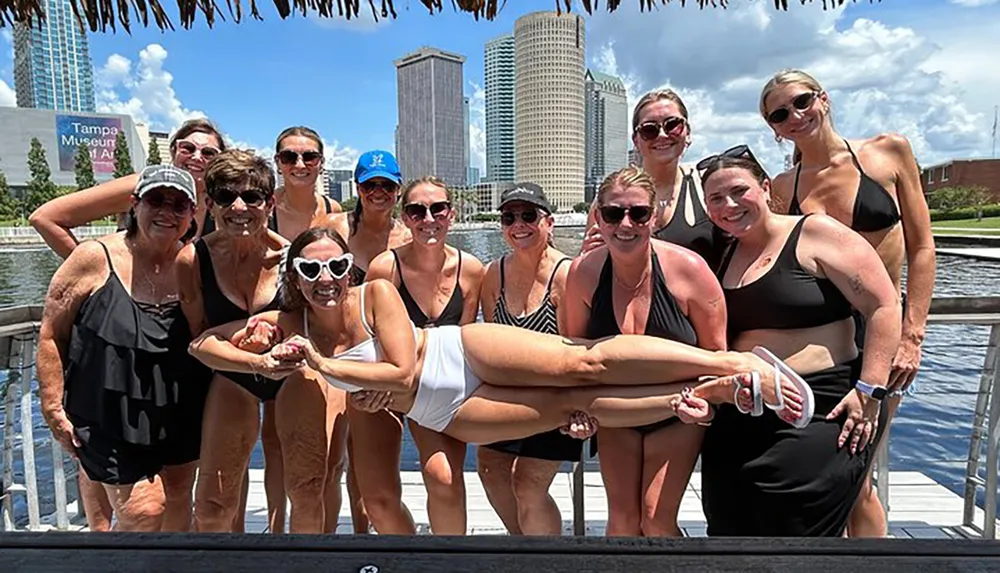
[32,67,934,538]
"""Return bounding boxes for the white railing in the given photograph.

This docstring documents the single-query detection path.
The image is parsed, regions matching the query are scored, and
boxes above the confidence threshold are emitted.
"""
[2,300,999,536]
[0,226,118,243]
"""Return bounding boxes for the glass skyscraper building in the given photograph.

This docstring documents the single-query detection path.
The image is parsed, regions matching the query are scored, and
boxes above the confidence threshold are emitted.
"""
[13,0,96,112]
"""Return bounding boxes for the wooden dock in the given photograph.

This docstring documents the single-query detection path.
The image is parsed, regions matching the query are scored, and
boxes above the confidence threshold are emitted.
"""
[44,468,994,539]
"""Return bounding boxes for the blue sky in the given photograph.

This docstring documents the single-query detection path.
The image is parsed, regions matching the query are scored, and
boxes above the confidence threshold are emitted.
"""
[2,0,999,175]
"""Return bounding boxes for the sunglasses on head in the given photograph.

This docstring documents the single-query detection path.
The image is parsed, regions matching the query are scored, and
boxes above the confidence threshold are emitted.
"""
[599,205,653,225]
[175,140,220,159]
[276,149,323,166]
[293,254,355,281]
[766,91,819,125]
[210,188,268,208]
[500,209,540,227]
[140,190,193,214]
[696,144,755,171]
[359,180,399,194]
[403,201,451,221]
[634,116,687,142]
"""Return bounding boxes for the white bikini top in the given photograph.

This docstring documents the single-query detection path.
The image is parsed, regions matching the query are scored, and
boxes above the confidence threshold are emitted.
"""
[304,283,379,393]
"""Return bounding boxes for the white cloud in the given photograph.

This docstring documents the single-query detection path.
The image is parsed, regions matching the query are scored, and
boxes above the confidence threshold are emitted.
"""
[585,3,992,176]
[468,81,486,174]
[96,43,361,173]
[0,79,14,107]
[949,0,999,6]
[96,44,207,132]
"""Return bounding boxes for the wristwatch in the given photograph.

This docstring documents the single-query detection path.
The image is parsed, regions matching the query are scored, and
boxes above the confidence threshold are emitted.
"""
[855,380,888,401]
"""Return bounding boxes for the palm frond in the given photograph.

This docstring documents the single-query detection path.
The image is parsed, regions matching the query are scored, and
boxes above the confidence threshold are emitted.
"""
[1,0,882,33]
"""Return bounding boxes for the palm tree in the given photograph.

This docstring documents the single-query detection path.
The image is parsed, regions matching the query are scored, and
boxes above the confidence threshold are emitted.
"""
[2,1,878,34]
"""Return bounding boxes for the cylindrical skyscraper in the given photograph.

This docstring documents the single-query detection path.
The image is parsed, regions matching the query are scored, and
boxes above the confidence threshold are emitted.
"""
[514,12,586,211]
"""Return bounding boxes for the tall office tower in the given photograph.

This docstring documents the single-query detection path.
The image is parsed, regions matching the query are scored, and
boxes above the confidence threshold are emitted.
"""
[394,46,467,185]
[463,96,471,185]
[484,34,515,184]
[13,0,96,112]
[514,12,586,211]
[584,69,629,203]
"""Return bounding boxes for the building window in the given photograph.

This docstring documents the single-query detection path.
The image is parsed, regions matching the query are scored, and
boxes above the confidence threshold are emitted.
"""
[942,164,951,182]
[926,169,934,185]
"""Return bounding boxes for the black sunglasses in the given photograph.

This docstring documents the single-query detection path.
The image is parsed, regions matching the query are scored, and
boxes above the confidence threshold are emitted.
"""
[211,188,268,208]
[359,180,399,193]
[634,116,687,142]
[140,190,193,214]
[404,201,451,221]
[766,91,819,125]
[500,209,540,227]
[599,205,652,225]
[696,145,770,182]
[276,149,323,166]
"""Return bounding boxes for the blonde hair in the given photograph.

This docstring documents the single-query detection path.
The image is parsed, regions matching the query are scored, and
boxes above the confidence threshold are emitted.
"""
[632,89,689,130]
[597,166,655,206]
[759,69,824,118]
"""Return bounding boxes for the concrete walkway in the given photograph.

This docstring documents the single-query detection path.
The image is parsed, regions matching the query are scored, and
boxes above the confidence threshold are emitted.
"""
[936,248,1000,261]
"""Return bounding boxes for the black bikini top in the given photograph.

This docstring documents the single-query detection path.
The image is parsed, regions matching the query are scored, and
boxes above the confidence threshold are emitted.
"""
[586,250,697,347]
[653,169,729,272]
[194,238,281,328]
[392,249,464,328]
[719,216,853,339]
[789,140,901,233]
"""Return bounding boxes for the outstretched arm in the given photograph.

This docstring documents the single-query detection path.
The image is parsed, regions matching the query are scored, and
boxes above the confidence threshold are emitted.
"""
[188,310,298,379]
[29,174,139,259]
[285,280,417,392]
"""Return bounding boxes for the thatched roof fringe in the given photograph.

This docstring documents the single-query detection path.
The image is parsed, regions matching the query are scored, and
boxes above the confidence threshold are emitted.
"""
[0,0,882,33]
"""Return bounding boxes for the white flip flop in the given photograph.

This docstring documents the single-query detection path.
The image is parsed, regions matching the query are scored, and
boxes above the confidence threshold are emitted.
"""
[750,346,815,429]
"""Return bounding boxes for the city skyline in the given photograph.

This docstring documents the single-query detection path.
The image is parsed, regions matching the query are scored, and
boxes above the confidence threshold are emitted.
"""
[1,2,995,187]
[484,33,516,184]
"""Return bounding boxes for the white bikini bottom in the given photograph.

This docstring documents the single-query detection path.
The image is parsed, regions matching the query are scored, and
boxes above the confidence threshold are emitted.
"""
[407,325,483,433]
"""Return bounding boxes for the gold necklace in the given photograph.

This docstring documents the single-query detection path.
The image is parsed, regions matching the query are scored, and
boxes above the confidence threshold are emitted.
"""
[613,265,651,291]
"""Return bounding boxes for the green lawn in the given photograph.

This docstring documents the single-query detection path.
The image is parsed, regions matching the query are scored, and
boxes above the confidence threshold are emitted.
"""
[932,216,1000,230]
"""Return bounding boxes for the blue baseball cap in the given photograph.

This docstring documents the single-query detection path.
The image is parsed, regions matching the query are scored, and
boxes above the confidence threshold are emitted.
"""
[355,150,402,184]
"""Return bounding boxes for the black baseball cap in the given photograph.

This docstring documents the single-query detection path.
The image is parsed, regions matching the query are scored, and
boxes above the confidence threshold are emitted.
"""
[498,182,552,214]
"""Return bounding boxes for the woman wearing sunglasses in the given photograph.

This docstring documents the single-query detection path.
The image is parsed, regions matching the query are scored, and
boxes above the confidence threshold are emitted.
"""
[255,126,345,534]
[355,177,485,535]
[30,118,228,259]
[177,150,342,534]
[37,165,205,532]
[760,69,934,537]
[29,119,226,533]
[582,90,727,270]
[563,166,727,537]
[190,227,817,475]
[475,182,591,536]
[311,149,411,534]
[693,149,900,536]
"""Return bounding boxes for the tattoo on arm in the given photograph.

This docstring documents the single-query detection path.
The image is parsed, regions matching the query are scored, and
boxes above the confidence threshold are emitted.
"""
[849,274,864,296]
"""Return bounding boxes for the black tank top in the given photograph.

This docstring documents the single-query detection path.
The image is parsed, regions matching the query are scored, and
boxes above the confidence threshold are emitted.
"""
[63,241,198,447]
[194,239,283,390]
[393,248,464,327]
[788,140,901,233]
[720,216,853,338]
[268,196,333,234]
[653,169,729,271]
[586,250,697,346]
[493,257,570,334]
